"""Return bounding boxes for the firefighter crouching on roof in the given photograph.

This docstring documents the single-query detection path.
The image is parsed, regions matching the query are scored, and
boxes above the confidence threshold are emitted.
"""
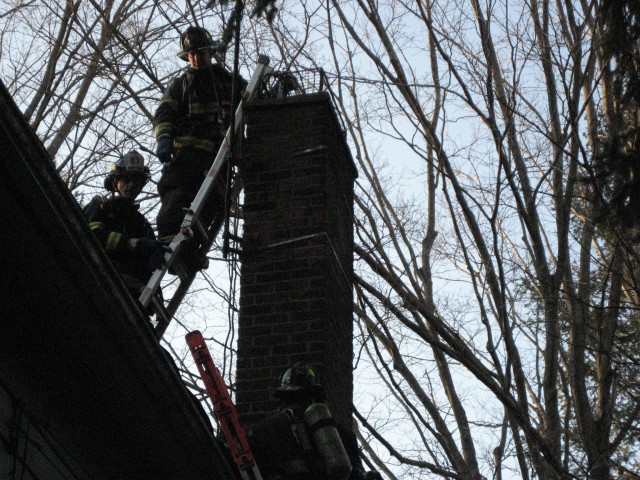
[246,362,384,480]
[83,151,167,302]
[153,25,247,272]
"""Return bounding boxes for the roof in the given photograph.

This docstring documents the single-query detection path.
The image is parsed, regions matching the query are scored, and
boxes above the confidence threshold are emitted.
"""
[0,79,236,479]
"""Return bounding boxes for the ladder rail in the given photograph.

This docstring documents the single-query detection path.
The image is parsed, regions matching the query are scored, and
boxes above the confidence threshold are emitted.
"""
[139,56,272,335]
[186,55,270,220]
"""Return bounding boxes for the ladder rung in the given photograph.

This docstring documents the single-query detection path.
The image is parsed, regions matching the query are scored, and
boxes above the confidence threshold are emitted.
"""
[191,216,211,244]
[150,292,165,315]
[151,296,171,333]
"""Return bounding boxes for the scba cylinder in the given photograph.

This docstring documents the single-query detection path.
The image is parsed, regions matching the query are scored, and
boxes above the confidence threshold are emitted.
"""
[303,403,352,480]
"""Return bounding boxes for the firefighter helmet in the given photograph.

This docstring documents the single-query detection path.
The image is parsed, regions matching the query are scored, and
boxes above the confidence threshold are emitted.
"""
[104,150,151,192]
[177,26,218,61]
[275,362,324,399]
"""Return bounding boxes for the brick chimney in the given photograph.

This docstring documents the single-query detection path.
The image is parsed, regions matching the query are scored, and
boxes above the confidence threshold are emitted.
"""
[236,92,356,429]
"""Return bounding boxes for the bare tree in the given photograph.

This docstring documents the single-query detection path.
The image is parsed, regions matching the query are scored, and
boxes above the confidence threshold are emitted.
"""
[261,0,640,478]
[3,0,640,478]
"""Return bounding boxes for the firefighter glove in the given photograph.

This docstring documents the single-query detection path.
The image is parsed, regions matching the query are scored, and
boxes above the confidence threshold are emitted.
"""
[156,135,174,163]
[135,238,170,271]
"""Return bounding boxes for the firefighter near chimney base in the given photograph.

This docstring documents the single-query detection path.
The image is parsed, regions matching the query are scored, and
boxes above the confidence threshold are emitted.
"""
[246,363,383,480]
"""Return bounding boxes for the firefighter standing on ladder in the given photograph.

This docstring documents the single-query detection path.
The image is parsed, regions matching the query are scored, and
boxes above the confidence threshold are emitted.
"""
[153,26,246,272]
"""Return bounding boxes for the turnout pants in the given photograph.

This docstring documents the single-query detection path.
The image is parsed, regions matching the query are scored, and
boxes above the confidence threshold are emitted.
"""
[156,147,226,242]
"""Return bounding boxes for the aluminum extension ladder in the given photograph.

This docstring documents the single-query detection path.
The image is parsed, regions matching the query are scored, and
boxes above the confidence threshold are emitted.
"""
[139,55,273,338]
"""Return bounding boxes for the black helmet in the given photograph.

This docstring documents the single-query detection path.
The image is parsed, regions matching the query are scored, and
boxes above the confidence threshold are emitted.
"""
[178,26,218,61]
[104,150,151,192]
[275,362,324,400]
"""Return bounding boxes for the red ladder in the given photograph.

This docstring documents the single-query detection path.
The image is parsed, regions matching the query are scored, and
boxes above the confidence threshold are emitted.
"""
[186,330,264,480]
